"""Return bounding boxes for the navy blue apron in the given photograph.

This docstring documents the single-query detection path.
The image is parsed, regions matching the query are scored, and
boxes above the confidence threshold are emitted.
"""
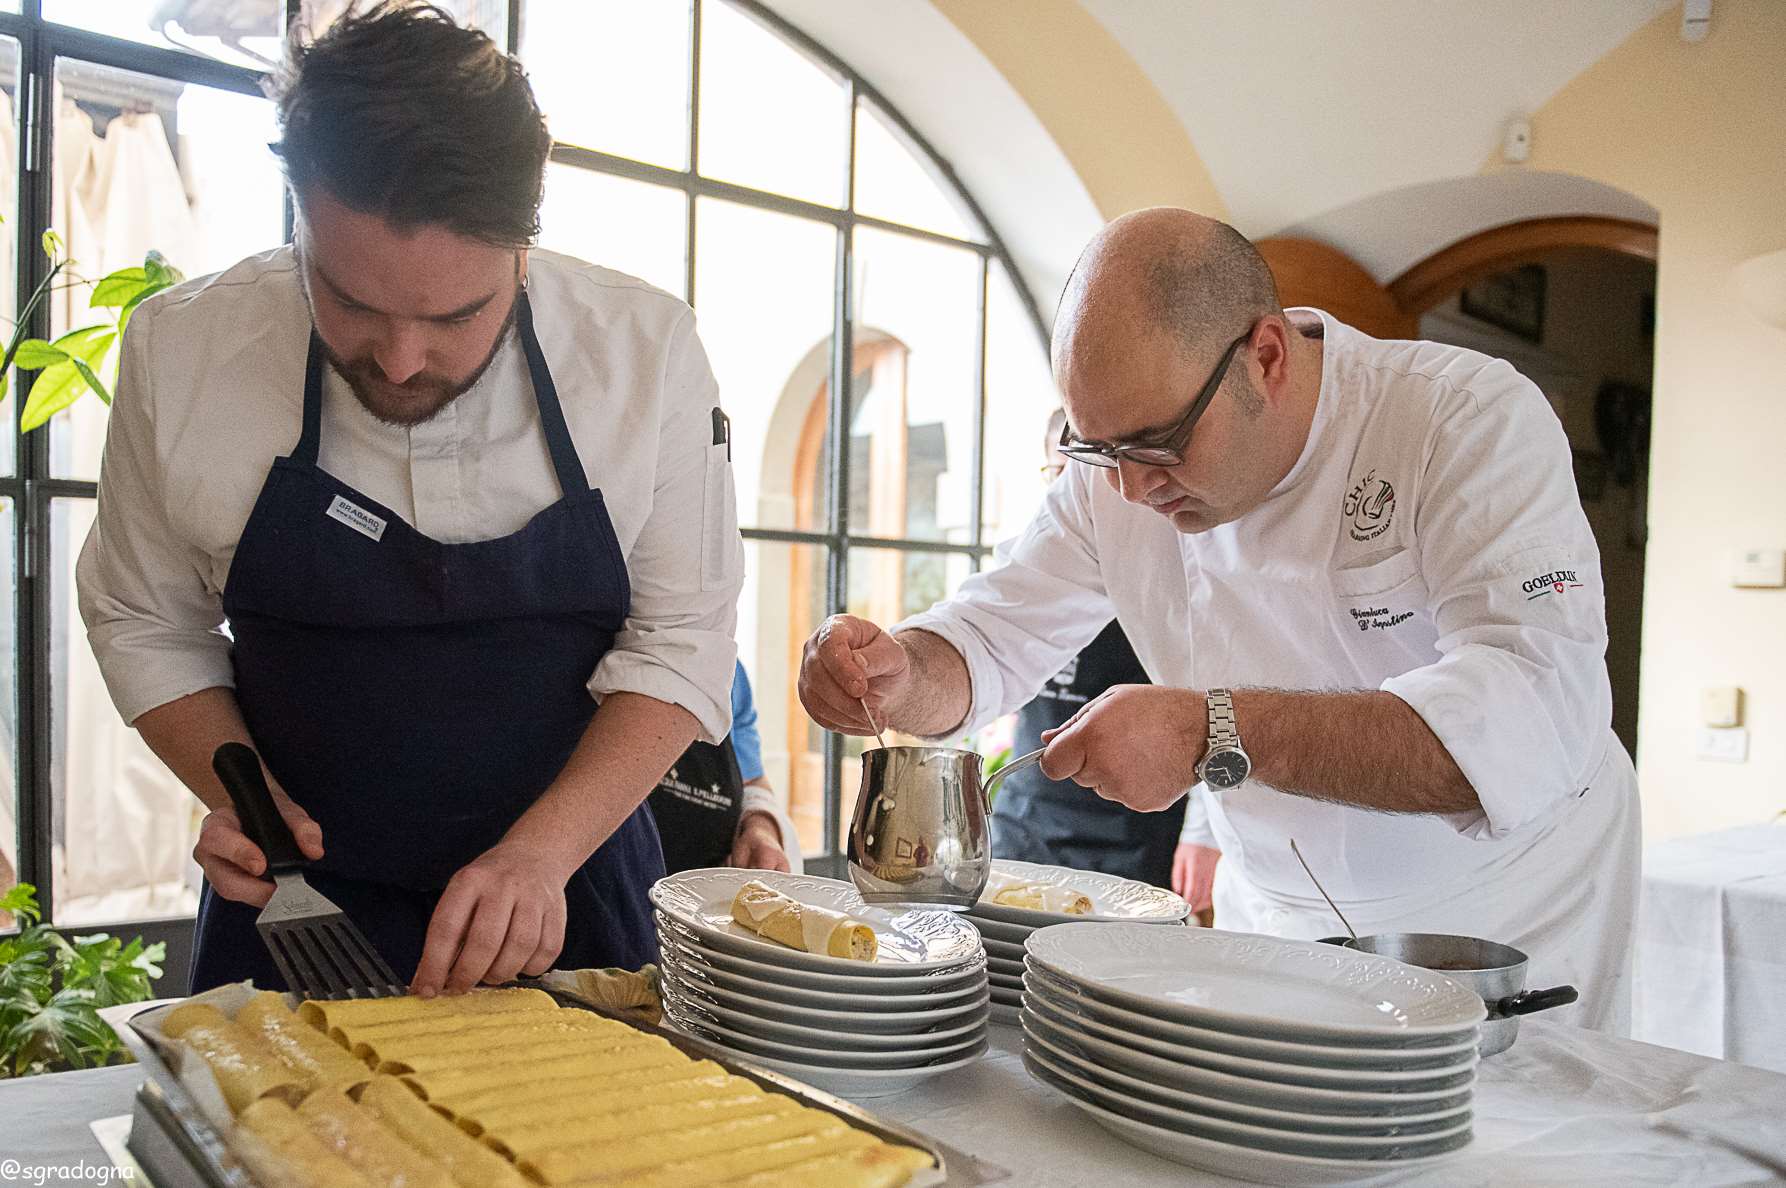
[647,736,744,875]
[990,620,1187,888]
[191,291,663,992]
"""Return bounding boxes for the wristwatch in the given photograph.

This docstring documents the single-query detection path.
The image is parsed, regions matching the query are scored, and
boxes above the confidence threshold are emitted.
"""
[1196,688,1252,791]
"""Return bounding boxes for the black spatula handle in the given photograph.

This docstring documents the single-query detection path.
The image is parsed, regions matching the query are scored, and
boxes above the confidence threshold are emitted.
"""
[212,742,304,874]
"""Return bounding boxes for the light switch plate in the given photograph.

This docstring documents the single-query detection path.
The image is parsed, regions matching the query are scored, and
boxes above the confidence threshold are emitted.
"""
[1700,686,1743,728]
[1696,727,1749,763]
[1730,549,1786,588]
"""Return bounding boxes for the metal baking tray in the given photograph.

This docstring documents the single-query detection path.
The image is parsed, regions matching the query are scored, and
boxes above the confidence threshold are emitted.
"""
[116,983,1008,1187]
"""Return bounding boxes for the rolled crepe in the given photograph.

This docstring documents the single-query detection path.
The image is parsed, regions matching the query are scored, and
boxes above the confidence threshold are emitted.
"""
[729,880,879,961]
[297,987,556,1032]
[358,1076,531,1188]
[160,1003,303,1113]
[378,1032,668,1077]
[598,1127,878,1188]
[980,870,1093,915]
[299,1087,454,1188]
[726,1142,937,1188]
[235,992,371,1090]
[481,1089,775,1160]
[450,1071,738,1138]
[519,1104,830,1184]
[407,1044,690,1101]
[236,1097,375,1188]
[332,1008,619,1057]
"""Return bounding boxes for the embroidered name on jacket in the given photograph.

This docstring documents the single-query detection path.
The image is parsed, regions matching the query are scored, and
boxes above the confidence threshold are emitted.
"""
[1343,469,1396,542]
[325,495,388,542]
[1521,570,1582,600]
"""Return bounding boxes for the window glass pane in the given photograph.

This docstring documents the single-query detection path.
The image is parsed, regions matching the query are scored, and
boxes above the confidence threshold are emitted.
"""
[839,546,973,851]
[852,100,981,243]
[48,64,284,482]
[301,0,511,46]
[981,261,1057,544]
[0,502,16,911]
[45,0,282,70]
[0,36,19,479]
[697,0,847,208]
[738,538,827,859]
[524,1,689,169]
[540,164,686,298]
[694,197,836,532]
[51,498,203,926]
[848,227,980,544]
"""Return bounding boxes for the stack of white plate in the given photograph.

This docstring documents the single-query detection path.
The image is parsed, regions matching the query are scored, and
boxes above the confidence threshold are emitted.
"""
[649,868,991,1098]
[967,859,1190,1025]
[1019,924,1485,1184]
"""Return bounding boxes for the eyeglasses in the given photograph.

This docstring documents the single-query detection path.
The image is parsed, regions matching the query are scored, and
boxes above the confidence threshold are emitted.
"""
[1058,330,1250,469]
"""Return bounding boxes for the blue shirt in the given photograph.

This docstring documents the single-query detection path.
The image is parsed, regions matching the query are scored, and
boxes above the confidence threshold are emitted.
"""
[731,661,764,782]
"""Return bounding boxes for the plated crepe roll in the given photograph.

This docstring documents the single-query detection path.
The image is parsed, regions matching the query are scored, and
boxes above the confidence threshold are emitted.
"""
[160,1002,304,1113]
[980,870,1094,915]
[729,879,879,961]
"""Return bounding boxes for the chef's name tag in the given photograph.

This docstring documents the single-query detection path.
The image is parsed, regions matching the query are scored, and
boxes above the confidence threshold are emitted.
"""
[326,495,387,542]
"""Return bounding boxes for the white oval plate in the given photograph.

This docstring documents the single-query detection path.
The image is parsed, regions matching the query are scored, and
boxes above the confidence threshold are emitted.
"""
[652,868,982,973]
[989,1000,1022,1026]
[660,973,989,1050]
[1024,964,1480,1070]
[988,954,1026,977]
[1025,994,1475,1090]
[663,990,986,1068]
[695,1035,990,1100]
[1024,1046,1473,1171]
[655,913,988,994]
[980,935,1027,961]
[659,947,990,1032]
[1020,1008,1474,1115]
[656,930,989,1011]
[988,969,1025,992]
[1028,925,1486,1042]
[965,913,1038,944]
[971,859,1190,926]
[1023,1023,1473,1135]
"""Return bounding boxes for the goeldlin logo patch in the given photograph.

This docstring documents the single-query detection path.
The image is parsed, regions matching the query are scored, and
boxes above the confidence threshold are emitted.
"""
[1522,570,1583,600]
[1343,469,1395,542]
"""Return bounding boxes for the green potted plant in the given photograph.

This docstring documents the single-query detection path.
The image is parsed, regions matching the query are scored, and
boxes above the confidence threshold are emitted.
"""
[0,884,165,1076]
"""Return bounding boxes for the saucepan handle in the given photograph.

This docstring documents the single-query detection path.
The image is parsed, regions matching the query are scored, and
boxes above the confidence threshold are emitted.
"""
[982,748,1046,807]
[212,741,306,875]
[1490,984,1579,1018]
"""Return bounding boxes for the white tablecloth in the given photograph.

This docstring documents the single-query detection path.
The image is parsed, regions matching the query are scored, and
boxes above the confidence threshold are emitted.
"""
[1635,821,1786,1073]
[13,1019,1786,1187]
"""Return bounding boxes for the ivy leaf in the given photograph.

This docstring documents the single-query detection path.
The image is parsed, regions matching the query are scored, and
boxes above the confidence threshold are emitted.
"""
[53,325,117,365]
[60,934,162,1008]
[143,251,184,289]
[41,229,63,262]
[10,340,67,371]
[118,280,174,332]
[69,358,111,406]
[0,884,39,925]
[88,267,151,309]
[3,986,116,1074]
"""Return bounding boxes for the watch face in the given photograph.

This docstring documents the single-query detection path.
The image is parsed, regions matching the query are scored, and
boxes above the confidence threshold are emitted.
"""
[1203,747,1251,789]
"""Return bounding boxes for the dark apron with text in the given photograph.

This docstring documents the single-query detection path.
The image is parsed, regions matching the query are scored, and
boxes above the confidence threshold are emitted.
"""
[647,737,744,874]
[191,292,663,992]
[990,620,1187,888]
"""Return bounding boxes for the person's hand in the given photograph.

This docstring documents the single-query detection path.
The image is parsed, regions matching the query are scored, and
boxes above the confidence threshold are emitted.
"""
[412,841,568,996]
[729,811,791,873]
[798,614,910,734]
[1172,842,1221,913]
[1040,685,1205,812]
[192,773,324,908]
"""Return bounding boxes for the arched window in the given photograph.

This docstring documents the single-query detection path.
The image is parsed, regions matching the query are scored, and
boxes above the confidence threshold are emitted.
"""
[523,0,1055,861]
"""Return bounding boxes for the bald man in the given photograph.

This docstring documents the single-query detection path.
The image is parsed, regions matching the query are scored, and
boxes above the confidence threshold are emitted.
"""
[799,208,1640,1033]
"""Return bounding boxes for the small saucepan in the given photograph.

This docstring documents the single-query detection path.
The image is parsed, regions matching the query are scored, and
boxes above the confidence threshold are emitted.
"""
[1317,933,1578,1056]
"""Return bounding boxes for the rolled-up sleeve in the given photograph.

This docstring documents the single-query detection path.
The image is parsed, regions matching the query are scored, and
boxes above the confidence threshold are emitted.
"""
[897,468,1116,735]
[1380,364,1614,839]
[77,301,236,724]
[589,310,742,743]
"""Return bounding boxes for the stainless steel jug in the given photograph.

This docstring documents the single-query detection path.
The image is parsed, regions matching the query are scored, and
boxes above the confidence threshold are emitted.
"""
[846,745,1043,908]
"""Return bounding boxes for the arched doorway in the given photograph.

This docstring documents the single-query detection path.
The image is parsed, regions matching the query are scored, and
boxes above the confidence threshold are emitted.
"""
[1258,216,1658,757]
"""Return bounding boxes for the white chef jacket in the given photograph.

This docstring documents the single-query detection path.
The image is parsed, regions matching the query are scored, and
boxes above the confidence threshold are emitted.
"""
[901,309,1640,1032]
[78,246,743,744]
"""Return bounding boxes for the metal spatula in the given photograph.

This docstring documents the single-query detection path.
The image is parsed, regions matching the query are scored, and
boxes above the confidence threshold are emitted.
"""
[211,742,404,999]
